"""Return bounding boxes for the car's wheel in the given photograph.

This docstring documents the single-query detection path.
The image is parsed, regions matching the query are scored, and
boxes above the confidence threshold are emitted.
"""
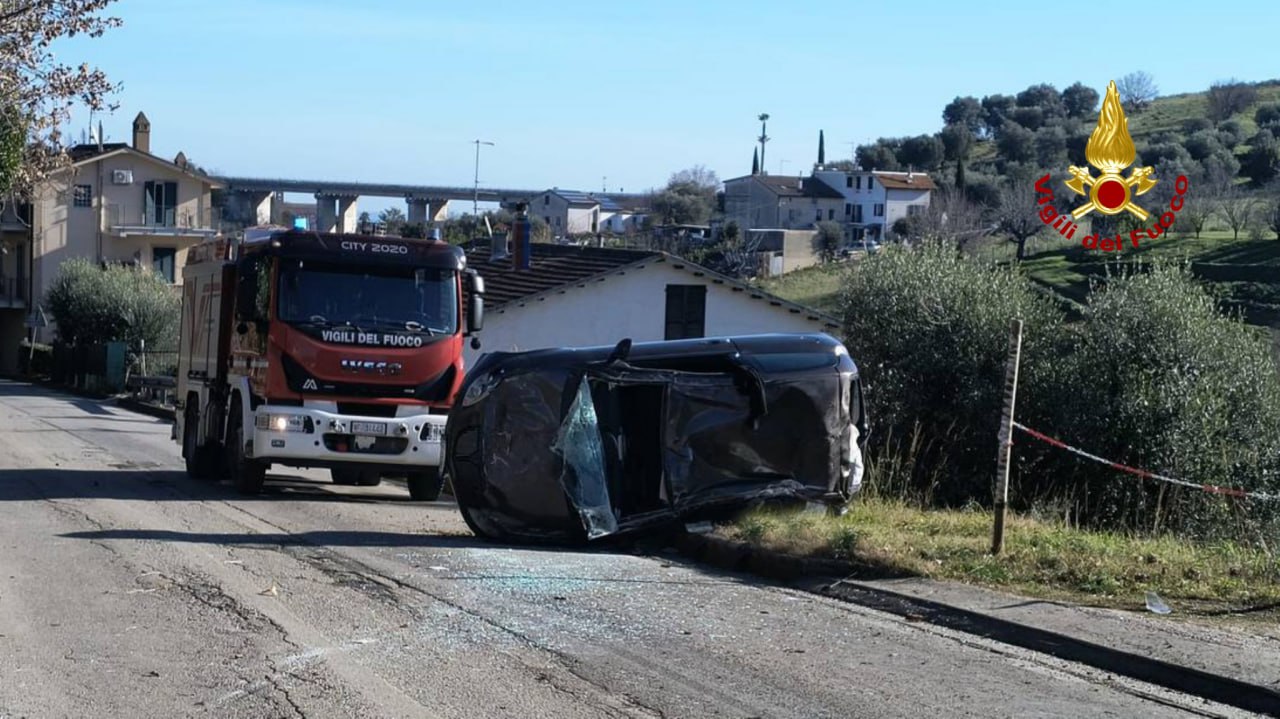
[406,467,445,501]
[226,397,266,495]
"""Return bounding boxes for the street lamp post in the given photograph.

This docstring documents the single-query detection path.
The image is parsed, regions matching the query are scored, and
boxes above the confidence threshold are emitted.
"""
[473,139,495,217]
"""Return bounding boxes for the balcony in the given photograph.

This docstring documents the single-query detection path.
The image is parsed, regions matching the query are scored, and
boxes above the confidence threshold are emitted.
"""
[106,202,221,239]
[0,277,27,309]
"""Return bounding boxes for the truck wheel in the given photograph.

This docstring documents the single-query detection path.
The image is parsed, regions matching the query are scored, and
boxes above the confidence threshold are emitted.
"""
[226,398,266,495]
[406,468,445,501]
[182,406,215,480]
[331,468,381,487]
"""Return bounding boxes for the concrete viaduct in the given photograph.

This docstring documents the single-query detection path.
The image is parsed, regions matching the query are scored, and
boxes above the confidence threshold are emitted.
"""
[214,176,646,232]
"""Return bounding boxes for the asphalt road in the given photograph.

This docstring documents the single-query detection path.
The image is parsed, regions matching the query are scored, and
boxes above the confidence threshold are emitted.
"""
[0,379,1258,718]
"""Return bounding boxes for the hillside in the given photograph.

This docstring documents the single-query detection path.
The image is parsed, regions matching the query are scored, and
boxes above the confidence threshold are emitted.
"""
[1127,80,1280,142]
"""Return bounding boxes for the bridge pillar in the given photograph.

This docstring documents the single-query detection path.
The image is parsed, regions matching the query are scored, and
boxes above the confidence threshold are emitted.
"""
[427,200,449,223]
[406,197,428,226]
[252,191,283,225]
[315,194,338,233]
[337,195,359,234]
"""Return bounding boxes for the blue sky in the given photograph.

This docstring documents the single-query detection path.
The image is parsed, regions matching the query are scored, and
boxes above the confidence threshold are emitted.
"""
[59,0,1280,214]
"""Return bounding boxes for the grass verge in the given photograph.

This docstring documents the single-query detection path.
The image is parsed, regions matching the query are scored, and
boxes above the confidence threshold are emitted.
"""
[721,498,1280,619]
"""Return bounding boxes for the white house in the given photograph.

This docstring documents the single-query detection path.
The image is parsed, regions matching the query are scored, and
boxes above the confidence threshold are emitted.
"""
[532,189,649,237]
[809,169,935,240]
[461,240,839,368]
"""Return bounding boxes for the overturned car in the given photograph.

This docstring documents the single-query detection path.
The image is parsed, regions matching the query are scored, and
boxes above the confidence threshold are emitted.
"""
[443,333,868,544]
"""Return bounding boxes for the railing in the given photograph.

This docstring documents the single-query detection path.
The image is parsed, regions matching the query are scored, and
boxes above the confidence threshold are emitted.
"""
[105,203,220,232]
[0,276,27,307]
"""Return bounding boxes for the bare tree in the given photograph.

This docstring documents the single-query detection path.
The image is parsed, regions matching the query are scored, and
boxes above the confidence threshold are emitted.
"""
[1116,71,1158,113]
[1267,197,1280,240]
[1179,200,1212,239]
[1206,79,1258,123]
[995,182,1044,260]
[0,1,122,194]
[901,186,989,250]
[1212,184,1258,240]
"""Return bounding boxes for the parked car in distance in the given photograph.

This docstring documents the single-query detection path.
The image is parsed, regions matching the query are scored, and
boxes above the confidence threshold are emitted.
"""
[443,333,869,544]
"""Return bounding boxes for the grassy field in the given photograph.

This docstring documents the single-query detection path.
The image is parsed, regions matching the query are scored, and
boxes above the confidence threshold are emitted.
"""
[1128,80,1280,142]
[755,261,847,316]
[724,499,1280,617]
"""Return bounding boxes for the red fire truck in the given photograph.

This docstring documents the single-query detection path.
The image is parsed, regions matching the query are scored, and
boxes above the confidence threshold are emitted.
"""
[173,226,485,499]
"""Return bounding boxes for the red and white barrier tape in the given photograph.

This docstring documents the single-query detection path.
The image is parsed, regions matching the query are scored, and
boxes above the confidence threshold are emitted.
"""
[1011,421,1280,503]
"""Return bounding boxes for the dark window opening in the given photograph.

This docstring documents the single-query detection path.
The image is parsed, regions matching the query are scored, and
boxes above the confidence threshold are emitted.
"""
[874,203,885,217]
[664,284,706,340]
[143,180,178,226]
[845,176,853,188]
[856,176,862,190]
[152,246,177,283]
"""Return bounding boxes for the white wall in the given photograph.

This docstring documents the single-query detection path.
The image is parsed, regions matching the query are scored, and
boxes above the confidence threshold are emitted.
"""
[464,261,832,367]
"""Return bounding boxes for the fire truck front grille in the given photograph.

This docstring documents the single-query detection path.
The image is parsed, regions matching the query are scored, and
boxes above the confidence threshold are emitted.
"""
[322,435,409,455]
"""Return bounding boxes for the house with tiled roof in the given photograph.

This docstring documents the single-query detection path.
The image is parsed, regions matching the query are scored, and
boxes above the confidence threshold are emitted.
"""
[809,168,935,241]
[721,174,847,232]
[532,189,649,237]
[2,111,222,370]
[460,238,839,368]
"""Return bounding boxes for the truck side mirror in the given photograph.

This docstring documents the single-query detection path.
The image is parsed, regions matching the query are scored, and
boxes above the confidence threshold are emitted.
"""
[464,269,484,335]
[467,295,484,335]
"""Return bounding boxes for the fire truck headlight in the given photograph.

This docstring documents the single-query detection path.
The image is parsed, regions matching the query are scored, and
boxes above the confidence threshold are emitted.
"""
[258,413,308,433]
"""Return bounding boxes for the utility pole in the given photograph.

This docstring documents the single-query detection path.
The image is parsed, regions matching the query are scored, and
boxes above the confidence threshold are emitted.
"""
[472,139,495,217]
[757,113,770,175]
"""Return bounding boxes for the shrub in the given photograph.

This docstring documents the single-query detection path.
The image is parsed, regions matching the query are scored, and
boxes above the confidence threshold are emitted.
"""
[1044,263,1280,538]
[839,243,1065,504]
[44,258,180,350]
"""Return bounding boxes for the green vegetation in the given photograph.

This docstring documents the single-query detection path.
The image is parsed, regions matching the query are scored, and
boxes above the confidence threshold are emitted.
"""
[755,261,846,315]
[45,258,180,350]
[724,501,1280,615]
[768,244,1280,541]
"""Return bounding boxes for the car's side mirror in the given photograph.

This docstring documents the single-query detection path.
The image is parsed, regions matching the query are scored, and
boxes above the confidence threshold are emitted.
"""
[467,295,484,335]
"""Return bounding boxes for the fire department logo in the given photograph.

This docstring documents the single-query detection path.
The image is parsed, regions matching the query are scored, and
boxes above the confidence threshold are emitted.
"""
[1064,80,1157,220]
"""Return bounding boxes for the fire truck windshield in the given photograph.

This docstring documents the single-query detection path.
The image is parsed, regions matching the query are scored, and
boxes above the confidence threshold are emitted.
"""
[277,260,458,336]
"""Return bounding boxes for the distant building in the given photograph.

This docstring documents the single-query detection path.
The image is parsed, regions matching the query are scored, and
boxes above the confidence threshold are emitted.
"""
[809,168,935,240]
[721,174,846,232]
[532,189,648,236]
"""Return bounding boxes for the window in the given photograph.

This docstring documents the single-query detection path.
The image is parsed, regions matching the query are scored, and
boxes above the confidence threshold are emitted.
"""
[828,209,835,220]
[867,177,874,190]
[544,195,550,206]
[73,185,92,208]
[845,176,853,188]
[152,246,177,283]
[845,203,852,217]
[855,176,862,190]
[815,211,822,222]
[143,180,178,226]
[664,285,706,340]
[874,203,885,217]
[852,205,863,223]
[908,204,925,217]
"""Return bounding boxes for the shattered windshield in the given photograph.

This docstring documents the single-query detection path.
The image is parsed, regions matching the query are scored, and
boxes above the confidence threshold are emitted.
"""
[276,259,458,335]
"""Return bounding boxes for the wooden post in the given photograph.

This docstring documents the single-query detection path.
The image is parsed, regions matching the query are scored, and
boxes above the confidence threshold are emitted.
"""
[991,318,1024,556]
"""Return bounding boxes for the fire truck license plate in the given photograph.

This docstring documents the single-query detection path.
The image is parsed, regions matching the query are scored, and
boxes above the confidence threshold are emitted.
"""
[350,421,387,436]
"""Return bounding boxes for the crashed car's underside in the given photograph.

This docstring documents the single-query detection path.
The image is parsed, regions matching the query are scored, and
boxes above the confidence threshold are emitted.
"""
[443,333,869,544]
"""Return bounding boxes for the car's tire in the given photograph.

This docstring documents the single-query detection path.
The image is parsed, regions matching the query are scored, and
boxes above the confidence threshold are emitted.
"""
[226,397,266,495]
[182,406,215,480]
[406,467,445,501]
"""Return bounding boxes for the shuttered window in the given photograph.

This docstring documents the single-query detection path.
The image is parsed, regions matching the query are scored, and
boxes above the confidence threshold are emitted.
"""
[664,285,706,340]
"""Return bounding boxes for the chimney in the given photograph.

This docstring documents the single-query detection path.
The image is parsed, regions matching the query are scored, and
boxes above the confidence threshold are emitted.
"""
[512,202,531,270]
[132,112,151,153]
[491,232,509,261]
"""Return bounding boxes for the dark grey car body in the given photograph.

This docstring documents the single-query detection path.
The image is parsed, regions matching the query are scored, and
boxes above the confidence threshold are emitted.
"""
[443,333,868,544]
